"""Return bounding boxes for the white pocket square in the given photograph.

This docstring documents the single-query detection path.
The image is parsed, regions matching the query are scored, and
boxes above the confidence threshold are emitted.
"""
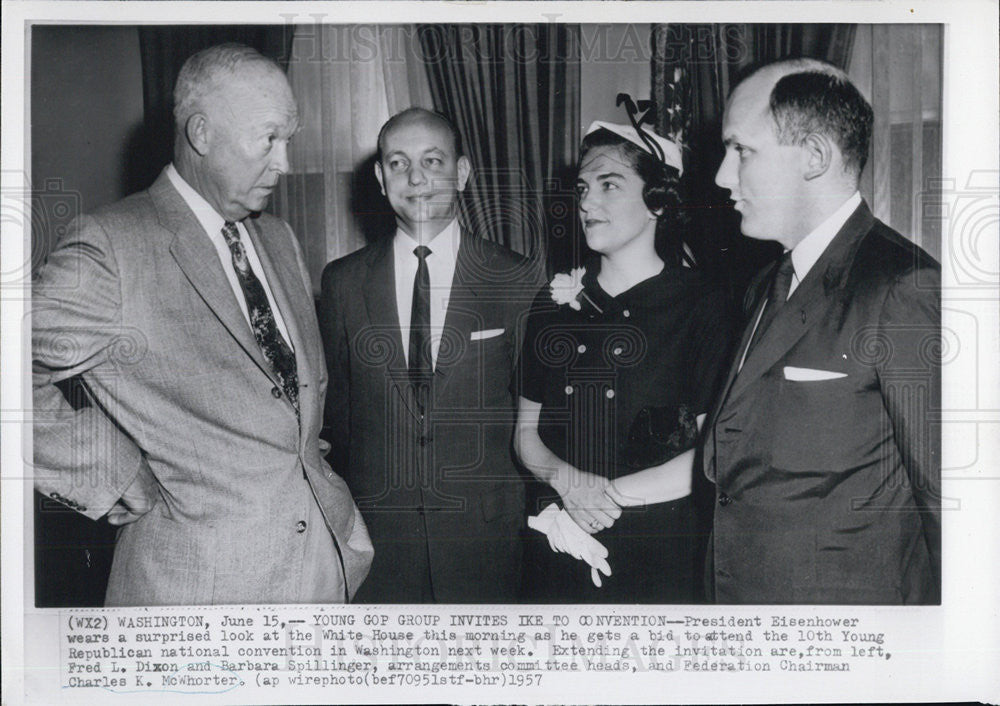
[783,366,848,381]
[470,328,504,341]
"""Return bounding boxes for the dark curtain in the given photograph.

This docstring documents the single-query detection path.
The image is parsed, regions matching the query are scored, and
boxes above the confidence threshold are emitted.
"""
[131,25,294,194]
[652,23,856,302]
[418,24,580,272]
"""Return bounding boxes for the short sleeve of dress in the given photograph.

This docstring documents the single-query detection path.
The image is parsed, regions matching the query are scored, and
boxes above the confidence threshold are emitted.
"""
[686,284,737,415]
[514,286,556,403]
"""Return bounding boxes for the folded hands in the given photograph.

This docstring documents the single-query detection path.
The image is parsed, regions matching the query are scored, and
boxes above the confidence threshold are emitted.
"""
[529,466,629,587]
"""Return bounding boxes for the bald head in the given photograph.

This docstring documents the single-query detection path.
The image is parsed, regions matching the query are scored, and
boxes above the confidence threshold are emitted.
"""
[376,108,463,162]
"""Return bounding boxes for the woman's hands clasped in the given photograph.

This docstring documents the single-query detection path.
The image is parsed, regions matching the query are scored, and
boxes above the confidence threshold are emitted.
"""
[552,465,622,534]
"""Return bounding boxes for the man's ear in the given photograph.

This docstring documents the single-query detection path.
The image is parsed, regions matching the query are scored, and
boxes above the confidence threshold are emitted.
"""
[456,155,471,192]
[185,113,210,157]
[802,132,834,181]
[374,161,386,196]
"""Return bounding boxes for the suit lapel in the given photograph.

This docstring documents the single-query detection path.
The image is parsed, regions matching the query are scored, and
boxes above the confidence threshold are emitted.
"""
[702,265,769,480]
[362,240,420,420]
[433,230,480,393]
[726,273,827,401]
[714,265,772,413]
[725,202,874,404]
[156,175,275,382]
[704,202,874,479]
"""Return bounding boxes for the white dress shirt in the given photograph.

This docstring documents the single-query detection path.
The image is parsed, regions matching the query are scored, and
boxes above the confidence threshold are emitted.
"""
[393,219,461,369]
[166,164,293,349]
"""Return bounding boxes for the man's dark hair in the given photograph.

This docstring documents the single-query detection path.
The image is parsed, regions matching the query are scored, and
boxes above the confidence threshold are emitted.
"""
[769,68,874,178]
[376,107,464,161]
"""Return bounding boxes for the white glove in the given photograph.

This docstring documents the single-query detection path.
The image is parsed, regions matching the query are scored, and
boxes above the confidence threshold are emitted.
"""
[528,504,612,587]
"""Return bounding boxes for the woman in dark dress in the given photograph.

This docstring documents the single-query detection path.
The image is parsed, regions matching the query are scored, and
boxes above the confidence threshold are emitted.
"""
[515,119,732,603]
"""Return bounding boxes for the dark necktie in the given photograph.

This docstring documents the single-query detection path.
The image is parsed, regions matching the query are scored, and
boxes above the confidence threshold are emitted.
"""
[408,245,433,382]
[221,221,299,412]
[744,251,795,362]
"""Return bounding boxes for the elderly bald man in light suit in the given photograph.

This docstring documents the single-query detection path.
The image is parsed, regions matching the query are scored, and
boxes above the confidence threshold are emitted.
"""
[32,43,372,606]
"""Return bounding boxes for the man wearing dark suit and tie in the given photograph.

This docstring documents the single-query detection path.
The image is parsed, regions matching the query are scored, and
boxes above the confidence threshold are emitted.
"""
[703,59,941,604]
[319,108,541,602]
[32,43,372,606]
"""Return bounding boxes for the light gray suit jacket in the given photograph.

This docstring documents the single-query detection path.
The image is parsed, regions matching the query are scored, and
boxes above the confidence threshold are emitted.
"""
[32,169,372,606]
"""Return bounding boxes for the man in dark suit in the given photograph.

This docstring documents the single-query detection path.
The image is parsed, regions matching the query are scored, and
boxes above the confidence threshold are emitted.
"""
[319,108,541,602]
[32,43,372,605]
[703,59,941,604]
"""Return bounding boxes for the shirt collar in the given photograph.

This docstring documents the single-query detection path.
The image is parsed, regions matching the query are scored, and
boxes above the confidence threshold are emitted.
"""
[165,163,229,237]
[789,191,862,283]
[392,219,461,266]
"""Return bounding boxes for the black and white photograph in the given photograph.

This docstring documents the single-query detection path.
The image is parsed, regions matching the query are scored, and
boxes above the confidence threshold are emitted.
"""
[2,1,998,704]
[27,20,944,607]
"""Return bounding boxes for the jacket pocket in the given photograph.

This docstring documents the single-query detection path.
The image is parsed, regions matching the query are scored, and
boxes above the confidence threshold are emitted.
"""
[770,374,872,471]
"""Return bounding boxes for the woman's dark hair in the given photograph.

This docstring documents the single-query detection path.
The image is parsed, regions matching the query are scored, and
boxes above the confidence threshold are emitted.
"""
[578,128,690,267]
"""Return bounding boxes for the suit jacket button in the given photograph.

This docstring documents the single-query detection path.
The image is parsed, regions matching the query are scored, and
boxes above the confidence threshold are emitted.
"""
[718,493,732,506]
[296,520,307,533]
[271,387,282,399]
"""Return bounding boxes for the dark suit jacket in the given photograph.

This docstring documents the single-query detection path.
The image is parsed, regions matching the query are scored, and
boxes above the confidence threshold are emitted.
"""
[319,230,541,602]
[703,201,941,604]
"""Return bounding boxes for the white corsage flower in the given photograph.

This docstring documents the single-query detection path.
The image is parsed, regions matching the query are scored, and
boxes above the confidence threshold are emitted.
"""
[549,267,586,310]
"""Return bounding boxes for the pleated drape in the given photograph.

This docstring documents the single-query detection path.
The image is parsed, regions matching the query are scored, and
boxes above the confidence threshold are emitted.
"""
[417,24,580,271]
[271,25,435,293]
